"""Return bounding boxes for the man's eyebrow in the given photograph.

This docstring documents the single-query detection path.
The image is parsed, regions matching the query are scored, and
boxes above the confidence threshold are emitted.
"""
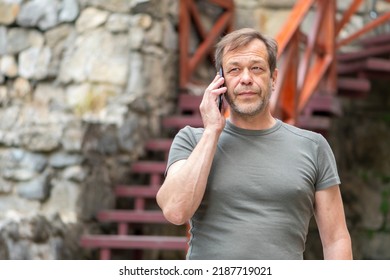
[227,58,267,66]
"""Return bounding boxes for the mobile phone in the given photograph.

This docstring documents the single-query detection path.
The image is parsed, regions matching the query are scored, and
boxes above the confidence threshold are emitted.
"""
[218,67,224,112]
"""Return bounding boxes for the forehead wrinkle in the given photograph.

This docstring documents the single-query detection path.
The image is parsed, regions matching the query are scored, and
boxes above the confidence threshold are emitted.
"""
[223,40,270,68]
[226,58,267,66]
[226,57,267,66]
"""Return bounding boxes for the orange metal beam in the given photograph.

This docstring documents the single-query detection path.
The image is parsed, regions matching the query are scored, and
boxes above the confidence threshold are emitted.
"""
[337,11,390,48]
[271,31,299,120]
[188,11,233,75]
[180,0,389,125]
[275,0,315,56]
[179,0,190,89]
[321,0,337,95]
[297,0,336,116]
[188,0,208,39]
[179,0,234,90]
[298,54,333,113]
[187,0,216,66]
[209,0,234,9]
[274,0,340,123]
[280,32,300,121]
[297,0,329,92]
[335,0,363,36]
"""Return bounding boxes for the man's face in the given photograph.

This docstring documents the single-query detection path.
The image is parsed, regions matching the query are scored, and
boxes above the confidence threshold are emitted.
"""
[222,39,276,117]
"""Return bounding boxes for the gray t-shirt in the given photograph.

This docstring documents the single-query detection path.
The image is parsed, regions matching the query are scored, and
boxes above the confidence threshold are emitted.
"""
[166,119,340,259]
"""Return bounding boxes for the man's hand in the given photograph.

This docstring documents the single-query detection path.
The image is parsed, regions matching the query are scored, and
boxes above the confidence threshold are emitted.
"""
[199,73,227,134]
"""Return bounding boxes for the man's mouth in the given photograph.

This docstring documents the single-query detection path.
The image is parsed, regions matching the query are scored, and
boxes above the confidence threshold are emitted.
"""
[237,91,257,97]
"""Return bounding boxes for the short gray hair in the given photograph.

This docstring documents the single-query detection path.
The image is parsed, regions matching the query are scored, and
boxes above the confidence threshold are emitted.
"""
[214,28,278,75]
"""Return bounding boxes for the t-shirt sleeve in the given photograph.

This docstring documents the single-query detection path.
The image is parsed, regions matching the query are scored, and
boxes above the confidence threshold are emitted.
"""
[165,126,200,175]
[315,134,341,190]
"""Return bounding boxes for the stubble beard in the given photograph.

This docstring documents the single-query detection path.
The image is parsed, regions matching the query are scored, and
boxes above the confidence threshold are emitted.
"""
[225,88,271,117]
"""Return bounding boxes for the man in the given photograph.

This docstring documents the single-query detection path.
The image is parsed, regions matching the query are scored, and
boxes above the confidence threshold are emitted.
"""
[157,28,352,260]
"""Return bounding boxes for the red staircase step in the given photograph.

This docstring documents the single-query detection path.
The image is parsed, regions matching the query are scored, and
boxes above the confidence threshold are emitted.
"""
[144,139,173,162]
[80,235,187,250]
[114,185,160,212]
[360,33,390,47]
[297,115,331,133]
[97,210,168,223]
[303,93,342,116]
[337,43,390,62]
[145,139,172,152]
[163,116,203,129]
[337,77,371,93]
[338,57,390,75]
[130,161,166,186]
[178,94,202,114]
[131,161,166,174]
[114,185,159,197]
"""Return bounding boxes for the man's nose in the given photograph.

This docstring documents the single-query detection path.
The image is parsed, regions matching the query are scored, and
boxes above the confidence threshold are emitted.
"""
[240,69,253,85]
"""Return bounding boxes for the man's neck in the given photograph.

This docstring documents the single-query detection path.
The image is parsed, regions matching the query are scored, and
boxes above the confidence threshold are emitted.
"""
[228,109,276,130]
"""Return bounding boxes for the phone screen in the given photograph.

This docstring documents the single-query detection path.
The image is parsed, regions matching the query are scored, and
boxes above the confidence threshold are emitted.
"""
[218,67,224,112]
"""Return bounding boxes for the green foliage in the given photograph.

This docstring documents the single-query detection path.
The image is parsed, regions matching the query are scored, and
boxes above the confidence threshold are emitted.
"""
[357,169,390,232]
[365,228,375,239]
[381,174,390,184]
[379,188,390,232]
[381,112,390,125]
[380,190,389,216]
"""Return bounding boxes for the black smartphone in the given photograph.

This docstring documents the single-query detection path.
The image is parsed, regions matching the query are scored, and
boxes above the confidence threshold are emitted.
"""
[218,67,224,112]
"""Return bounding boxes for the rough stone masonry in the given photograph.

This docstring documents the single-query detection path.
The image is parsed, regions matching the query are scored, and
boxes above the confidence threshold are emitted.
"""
[0,0,179,259]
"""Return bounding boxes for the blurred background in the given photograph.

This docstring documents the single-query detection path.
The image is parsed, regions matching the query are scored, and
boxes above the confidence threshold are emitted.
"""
[0,0,389,260]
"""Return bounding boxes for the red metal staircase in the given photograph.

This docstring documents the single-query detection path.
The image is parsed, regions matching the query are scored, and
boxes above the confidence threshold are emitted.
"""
[80,1,234,260]
[80,0,390,259]
[80,139,187,260]
[337,33,390,93]
[272,0,390,134]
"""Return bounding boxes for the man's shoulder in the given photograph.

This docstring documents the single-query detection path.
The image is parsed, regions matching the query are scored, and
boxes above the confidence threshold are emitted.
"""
[178,125,204,137]
[174,125,204,144]
[279,121,323,145]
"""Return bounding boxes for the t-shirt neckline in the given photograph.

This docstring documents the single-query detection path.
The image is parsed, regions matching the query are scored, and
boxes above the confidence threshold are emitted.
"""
[225,118,282,136]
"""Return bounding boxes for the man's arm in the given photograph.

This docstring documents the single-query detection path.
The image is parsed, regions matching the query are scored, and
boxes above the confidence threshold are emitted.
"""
[156,73,226,225]
[314,185,353,259]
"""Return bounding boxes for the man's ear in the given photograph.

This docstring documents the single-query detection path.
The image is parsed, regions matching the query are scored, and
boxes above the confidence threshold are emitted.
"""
[271,68,278,89]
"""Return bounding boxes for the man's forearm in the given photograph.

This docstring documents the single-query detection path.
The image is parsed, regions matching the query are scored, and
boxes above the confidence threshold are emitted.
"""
[323,236,353,260]
[157,129,221,225]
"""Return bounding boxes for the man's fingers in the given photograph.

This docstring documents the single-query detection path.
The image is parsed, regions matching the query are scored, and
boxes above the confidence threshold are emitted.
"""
[207,75,224,92]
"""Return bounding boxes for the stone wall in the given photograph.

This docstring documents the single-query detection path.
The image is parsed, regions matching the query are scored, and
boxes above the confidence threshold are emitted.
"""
[0,0,178,259]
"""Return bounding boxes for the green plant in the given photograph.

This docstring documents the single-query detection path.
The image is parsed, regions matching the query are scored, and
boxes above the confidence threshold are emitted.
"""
[379,188,390,231]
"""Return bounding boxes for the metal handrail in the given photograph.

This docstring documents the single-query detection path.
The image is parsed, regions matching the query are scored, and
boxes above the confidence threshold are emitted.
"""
[179,0,234,89]
[272,0,390,124]
[179,0,390,124]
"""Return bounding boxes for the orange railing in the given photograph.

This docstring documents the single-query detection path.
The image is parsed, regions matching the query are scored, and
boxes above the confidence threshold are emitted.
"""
[179,0,390,123]
[179,0,234,89]
[272,0,390,124]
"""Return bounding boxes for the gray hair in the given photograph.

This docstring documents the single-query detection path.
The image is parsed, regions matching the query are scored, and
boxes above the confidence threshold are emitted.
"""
[214,28,278,75]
